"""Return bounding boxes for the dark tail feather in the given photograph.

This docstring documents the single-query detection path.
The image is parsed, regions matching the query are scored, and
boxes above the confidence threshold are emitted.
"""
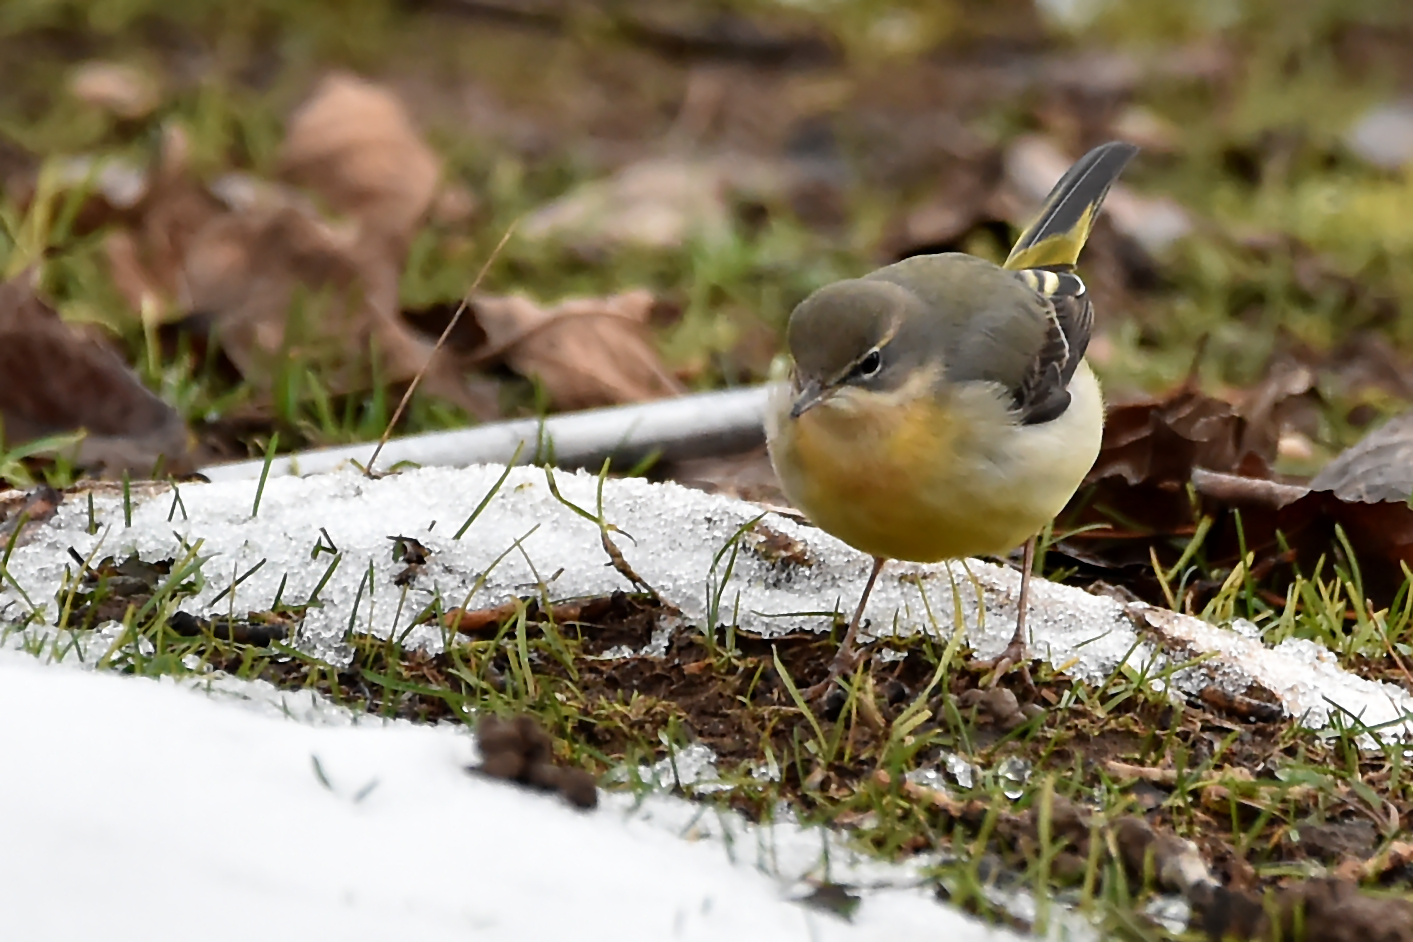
[1003,141,1139,272]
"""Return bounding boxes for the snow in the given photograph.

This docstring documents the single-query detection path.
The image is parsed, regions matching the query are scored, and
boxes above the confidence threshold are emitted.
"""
[5,461,1405,937]
[0,650,1023,942]
[4,464,1412,736]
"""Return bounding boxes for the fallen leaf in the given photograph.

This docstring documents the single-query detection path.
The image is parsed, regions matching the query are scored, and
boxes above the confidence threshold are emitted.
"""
[879,150,1005,259]
[1051,383,1285,603]
[278,72,442,249]
[1308,410,1413,502]
[68,61,161,121]
[103,125,227,319]
[520,155,787,254]
[1251,412,1413,604]
[181,194,498,418]
[470,289,684,410]
[1089,387,1274,488]
[0,272,190,477]
[76,79,495,420]
[1233,357,1318,465]
[662,446,785,505]
[1062,388,1413,608]
[177,76,495,416]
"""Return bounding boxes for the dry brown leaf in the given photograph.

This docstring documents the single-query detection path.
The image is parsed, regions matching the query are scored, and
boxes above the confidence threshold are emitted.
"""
[663,447,785,505]
[1058,381,1413,608]
[102,125,226,319]
[1048,383,1284,603]
[471,289,684,410]
[181,196,498,419]
[0,273,190,476]
[81,82,494,419]
[22,134,208,321]
[879,151,1004,258]
[1089,387,1274,489]
[1309,410,1413,502]
[69,61,161,121]
[519,155,787,253]
[278,72,442,248]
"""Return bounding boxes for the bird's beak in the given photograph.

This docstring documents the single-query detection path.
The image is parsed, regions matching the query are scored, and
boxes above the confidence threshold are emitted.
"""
[789,379,830,419]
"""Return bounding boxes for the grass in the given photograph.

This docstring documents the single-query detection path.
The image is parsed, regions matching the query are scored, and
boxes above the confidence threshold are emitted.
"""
[0,0,1406,466]
[5,467,1413,940]
[4,0,1413,937]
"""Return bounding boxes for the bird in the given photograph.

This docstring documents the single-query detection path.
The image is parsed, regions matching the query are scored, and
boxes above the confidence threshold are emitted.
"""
[765,140,1138,695]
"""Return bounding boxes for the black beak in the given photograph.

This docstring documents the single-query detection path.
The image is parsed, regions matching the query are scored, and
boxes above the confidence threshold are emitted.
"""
[789,379,830,418]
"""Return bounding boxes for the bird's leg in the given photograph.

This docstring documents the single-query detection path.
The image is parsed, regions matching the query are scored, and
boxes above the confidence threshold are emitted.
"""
[833,555,886,675]
[980,537,1036,690]
[803,555,886,701]
[1009,536,1035,661]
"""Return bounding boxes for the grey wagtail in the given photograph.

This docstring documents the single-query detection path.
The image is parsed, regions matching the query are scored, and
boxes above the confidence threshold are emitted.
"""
[765,140,1138,693]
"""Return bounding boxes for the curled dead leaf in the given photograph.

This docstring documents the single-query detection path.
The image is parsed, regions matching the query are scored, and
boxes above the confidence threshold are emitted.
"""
[279,72,442,248]
[1061,382,1413,608]
[101,125,227,320]
[0,273,190,477]
[83,87,494,420]
[1051,383,1283,602]
[520,155,787,253]
[1309,410,1413,503]
[1089,387,1273,489]
[181,196,497,419]
[471,290,684,411]
[69,61,161,121]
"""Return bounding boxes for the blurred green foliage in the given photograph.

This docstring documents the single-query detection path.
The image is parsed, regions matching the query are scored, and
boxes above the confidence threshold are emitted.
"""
[0,0,1412,466]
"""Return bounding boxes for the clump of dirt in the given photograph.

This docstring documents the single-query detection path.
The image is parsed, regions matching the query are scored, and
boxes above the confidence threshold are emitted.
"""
[472,714,598,810]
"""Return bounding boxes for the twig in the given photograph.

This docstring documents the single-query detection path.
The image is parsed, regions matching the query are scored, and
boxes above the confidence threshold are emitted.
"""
[366,222,518,477]
[1189,468,1309,508]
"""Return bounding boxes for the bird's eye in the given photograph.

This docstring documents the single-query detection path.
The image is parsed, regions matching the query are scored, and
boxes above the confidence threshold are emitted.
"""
[855,349,882,378]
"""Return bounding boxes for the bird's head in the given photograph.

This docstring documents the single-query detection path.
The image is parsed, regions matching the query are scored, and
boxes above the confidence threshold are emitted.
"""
[783,278,929,419]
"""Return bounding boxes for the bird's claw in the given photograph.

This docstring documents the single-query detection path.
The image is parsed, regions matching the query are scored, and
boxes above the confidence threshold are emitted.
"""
[972,642,1035,693]
[799,648,862,706]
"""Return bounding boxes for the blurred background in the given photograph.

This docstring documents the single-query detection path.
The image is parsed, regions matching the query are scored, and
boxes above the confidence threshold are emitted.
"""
[3,0,1413,599]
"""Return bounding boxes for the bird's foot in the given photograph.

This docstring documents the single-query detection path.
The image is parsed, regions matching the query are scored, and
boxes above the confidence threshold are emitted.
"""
[971,641,1036,694]
[799,647,862,707]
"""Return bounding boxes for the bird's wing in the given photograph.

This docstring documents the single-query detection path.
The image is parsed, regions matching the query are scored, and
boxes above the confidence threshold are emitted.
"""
[1008,269,1092,426]
[995,140,1132,424]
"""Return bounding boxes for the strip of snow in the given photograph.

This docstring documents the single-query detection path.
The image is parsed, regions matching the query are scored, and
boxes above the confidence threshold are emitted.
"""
[3,464,1411,735]
[0,650,1023,942]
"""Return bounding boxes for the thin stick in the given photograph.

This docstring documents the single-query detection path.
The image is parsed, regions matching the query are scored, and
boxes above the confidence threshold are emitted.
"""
[365,221,518,477]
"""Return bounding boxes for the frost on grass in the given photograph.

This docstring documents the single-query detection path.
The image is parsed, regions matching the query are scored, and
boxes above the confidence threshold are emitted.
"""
[2,464,1411,735]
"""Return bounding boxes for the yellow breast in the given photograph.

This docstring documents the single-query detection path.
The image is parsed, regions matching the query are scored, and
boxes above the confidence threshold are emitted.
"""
[765,365,1104,563]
